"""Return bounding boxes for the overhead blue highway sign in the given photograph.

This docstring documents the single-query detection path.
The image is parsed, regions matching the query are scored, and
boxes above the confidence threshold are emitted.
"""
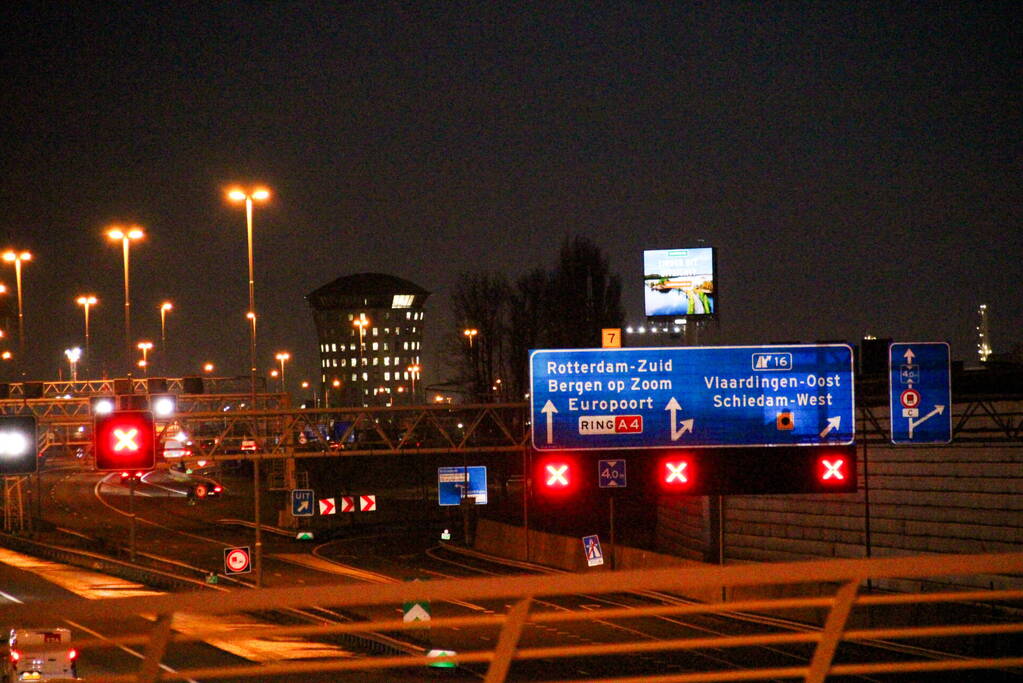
[530,344,855,450]
[889,342,951,444]
[437,466,488,506]
[291,488,314,517]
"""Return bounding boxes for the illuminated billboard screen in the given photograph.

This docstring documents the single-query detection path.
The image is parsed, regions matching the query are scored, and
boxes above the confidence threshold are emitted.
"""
[643,247,716,317]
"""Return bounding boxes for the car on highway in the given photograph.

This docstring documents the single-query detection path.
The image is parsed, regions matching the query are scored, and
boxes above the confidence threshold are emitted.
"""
[1,627,78,681]
[168,462,225,499]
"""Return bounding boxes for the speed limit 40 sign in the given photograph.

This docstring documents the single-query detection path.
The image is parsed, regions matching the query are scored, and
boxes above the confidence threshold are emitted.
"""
[224,546,251,575]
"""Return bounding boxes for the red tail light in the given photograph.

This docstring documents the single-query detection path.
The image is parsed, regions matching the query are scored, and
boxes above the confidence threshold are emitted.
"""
[213,486,223,493]
[68,648,78,660]
[10,648,20,662]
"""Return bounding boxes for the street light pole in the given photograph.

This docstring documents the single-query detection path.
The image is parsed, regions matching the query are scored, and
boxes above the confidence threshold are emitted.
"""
[160,302,172,373]
[227,185,270,589]
[106,226,144,375]
[3,250,31,373]
[76,295,97,376]
[275,352,290,393]
[227,187,270,400]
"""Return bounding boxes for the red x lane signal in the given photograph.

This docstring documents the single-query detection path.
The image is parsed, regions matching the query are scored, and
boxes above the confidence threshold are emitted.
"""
[535,455,578,498]
[545,463,569,487]
[94,411,155,471]
[817,455,847,484]
[660,456,696,491]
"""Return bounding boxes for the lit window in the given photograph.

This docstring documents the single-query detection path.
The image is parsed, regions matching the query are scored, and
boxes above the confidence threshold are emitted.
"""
[404,371,409,380]
[361,357,368,366]
[394,357,399,365]
[383,343,389,350]
[331,343,337,352]
[362,372,368,381]
[347,313,354,320]
[372,327,378,336]
[351,357,357,366]
[384,372,391,381]
[341,359,347,367]
[351,373,357,381]
[373,358,379,366]
[403,342,409,350]
[392,294,414,308]
[372,342,379,351]
[350,343,356,351]
[406,312,411,320]
[332,359,337,367]
[384,357,390,366]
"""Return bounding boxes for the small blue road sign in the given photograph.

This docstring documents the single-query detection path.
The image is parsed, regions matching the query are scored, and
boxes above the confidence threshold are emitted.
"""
[889,342,951,444]
[437,466,489,506]
[530,344,855,450]
[291,488,315,517]
[582,534,604,567]
[598,459,627,488]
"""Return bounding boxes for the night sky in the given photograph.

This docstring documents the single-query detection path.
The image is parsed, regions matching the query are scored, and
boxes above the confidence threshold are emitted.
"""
[1,2,1019,390]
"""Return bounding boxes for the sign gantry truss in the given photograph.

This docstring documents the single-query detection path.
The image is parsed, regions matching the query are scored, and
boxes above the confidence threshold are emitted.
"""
[0,395,1019,461]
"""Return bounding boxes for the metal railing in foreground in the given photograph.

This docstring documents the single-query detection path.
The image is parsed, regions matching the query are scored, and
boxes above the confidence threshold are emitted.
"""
[2,551,1022,682]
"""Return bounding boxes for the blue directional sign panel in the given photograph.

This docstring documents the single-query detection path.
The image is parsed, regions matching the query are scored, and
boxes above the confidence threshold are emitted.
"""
[530,344,855,450]
[598,459,627,488]
[291,488,315,517]
[889,342,951,444]
[437,466,488,506]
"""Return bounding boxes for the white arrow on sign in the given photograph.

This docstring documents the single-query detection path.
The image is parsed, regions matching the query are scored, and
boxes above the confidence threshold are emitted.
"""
[403,603,431,623]
[903,348,915,364]
[908,405,945,439]
[541,400,558,445]
[296,500,310,513]
[664,397,694,441]
[819,416,841,439]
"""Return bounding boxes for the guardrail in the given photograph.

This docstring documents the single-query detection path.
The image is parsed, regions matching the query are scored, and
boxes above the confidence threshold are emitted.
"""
[3,551,1021,682]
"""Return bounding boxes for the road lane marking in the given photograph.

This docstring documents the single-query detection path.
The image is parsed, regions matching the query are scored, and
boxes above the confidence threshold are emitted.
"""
[0,547,353,663]
[65,618,199,683]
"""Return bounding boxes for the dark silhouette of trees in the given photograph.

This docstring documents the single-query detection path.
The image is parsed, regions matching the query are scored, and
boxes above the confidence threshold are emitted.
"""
[449,236,623,402]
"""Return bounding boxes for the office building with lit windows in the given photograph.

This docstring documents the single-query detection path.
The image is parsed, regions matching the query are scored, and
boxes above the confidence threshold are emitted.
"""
[306,273,429,407]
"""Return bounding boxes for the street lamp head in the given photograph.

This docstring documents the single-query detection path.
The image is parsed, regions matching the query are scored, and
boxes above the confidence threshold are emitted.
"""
[64,348,82,362]
[227,187,271,203]
[3,250,30,263]
[203,362,214,373]
[275,352,290,362]
[161,302,173,312]
[270,369,279,378]
[137,341,153,351]
[106,225,144,241]
[1,351,11,360]
[246,311,256,320]
[77,295,98,306]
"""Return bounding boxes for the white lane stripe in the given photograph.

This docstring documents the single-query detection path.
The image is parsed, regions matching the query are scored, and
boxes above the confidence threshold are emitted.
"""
[65,618,200,683]
[0,589,24,603]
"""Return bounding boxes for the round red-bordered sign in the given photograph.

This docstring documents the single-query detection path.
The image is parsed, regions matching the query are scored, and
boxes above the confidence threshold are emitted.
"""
[900,389,921,409]
[194,483,208,499]
[224,547,251,574]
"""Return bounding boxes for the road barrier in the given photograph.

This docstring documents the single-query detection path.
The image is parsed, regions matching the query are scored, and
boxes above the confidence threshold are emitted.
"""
[2,550,1021,682]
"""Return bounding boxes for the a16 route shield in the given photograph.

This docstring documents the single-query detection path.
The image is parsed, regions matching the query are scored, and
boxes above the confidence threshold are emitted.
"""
[530,344,854,450]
